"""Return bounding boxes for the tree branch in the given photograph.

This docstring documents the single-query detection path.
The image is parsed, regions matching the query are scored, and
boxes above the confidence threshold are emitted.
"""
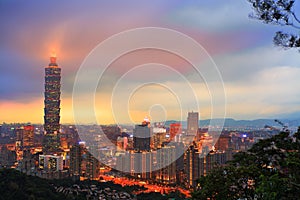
[290,24,300,29]
[291,12,300,25]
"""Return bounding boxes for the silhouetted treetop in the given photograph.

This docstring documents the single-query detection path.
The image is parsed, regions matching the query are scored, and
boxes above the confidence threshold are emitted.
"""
[248,0,300,50]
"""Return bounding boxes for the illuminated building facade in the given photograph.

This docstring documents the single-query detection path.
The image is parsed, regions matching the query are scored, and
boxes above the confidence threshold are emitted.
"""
[15,127,24,149]
[69,143,83,177]
[185,144,234,188]
[15,125,34,149]
[215,135,231,152]
[131,151,153,179]
[185,145,200,187]
[0,144,17,168]
[116,151,153,178]
[43,56,61,153]
[116,136,128,151]
[116,151,131,173]
[39,154,63,171]
[152,127,166,149]
[60,125,79,150]
[156,145,176,184]
[23,125,34,148]
[198,132,213,154]
[85,151,100,179]
[69,142,100,180]
[169,123,181,141]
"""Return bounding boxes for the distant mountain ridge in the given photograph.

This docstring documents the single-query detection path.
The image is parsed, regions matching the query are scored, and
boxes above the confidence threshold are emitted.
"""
[163,118,300,129]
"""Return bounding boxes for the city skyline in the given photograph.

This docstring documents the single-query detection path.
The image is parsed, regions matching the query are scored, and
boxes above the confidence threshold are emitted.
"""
[1,1,300,124]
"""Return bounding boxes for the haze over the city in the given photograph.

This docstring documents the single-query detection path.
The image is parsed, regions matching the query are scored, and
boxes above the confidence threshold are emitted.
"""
[1,0,300,124]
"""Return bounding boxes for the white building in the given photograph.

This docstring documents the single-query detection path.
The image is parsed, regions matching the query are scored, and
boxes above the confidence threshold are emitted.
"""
[39,155,63,171]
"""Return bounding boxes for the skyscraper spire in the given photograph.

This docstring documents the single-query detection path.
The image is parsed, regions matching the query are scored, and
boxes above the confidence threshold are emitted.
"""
[49,56,57,66]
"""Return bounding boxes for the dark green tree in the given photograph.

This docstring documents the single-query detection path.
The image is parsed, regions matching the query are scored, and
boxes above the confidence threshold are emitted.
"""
[0,169,67,200]
[192,127,300,199]
[247,0,300,50]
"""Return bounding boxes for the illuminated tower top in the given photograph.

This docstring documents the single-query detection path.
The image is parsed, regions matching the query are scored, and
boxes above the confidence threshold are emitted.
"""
[142,116,150,126]
[49,56,58,67]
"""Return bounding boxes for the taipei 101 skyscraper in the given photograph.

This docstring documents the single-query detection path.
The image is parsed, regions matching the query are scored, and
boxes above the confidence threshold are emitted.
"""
[43,55,61,154]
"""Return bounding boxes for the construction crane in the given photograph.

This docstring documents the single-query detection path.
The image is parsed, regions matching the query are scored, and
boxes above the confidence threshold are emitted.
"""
[274,119,289,132]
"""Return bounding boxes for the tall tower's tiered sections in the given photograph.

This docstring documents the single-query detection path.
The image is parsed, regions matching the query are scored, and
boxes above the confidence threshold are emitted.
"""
[43,56,61,154]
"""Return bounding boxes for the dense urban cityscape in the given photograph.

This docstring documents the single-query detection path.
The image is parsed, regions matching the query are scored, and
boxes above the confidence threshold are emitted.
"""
[0,56,298,199]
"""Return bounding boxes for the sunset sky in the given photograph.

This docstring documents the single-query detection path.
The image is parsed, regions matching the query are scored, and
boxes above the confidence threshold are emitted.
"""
[1,0,300,125]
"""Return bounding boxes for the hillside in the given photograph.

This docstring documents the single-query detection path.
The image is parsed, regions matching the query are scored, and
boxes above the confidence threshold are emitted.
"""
[0,169,66,200]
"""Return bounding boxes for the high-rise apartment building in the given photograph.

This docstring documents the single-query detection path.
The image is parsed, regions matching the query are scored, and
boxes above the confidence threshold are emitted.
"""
[85,151,100,180]
[15,127,24,149]
[43,56,61,153]
[187,111,199,136]
[156,145,177,184]
[39,154,63,171]
[152,127,166,149]
[185,144,234,188]
[185,145,201,187]
[133,118,151,152]
[134,151,153,179]
[69,143,83,177]
[23,125,34,147]
[69,142,100,180]
[15,125,34,149]
[215,135,231,152]
[169,123,181,141]
[116,151,131,173]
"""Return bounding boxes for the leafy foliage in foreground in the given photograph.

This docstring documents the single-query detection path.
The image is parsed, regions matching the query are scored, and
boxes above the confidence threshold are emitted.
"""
[137,191,186,200]
[247,0,300,51]
[0,169,66,200]
[193,128,300,200]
